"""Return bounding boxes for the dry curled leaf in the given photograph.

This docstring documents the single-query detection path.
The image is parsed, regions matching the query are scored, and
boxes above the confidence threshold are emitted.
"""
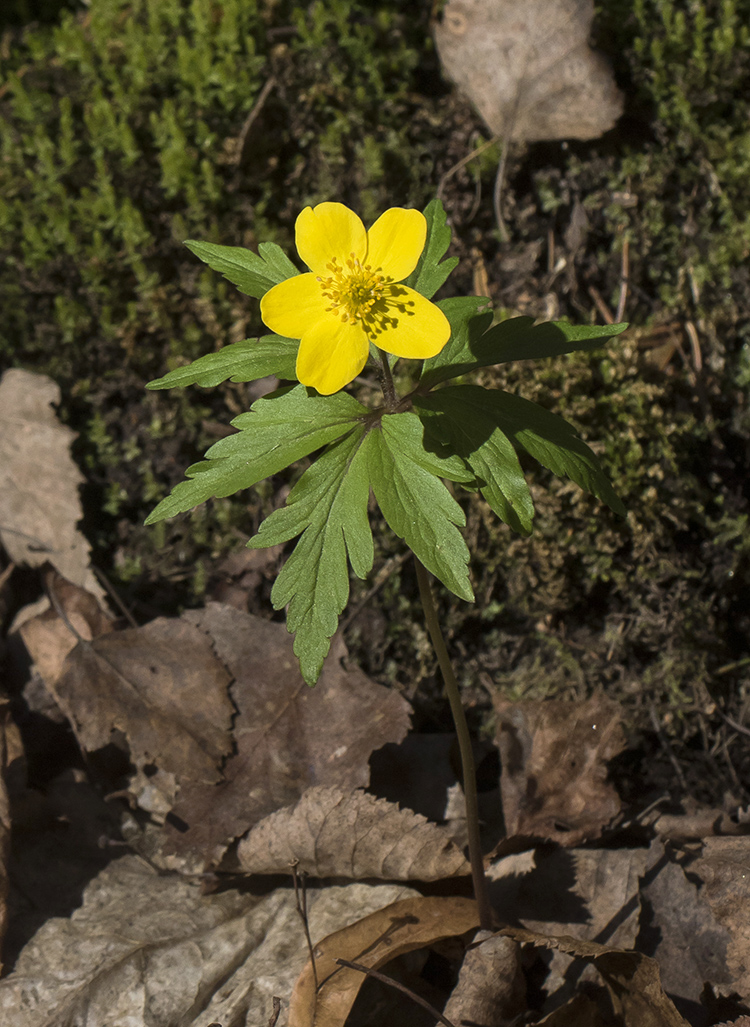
[289,895,480,1027]
[500,926,691,1027]
[442,930,525,1027]
[493,693,625,844]
[0,853,415,1026]
[434,0,623,142]
[0,370,101,596]
[50,615,234,785]
[163,603,411,867]
[19,569,114,689]
[237,785,470,880]
[691,837,750,1001]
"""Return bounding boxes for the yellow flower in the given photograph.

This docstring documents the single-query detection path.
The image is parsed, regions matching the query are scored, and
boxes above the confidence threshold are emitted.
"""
[260,202,451,395]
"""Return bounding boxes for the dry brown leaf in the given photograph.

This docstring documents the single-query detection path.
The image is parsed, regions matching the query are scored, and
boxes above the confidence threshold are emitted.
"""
[493,693,625,844]
[434,0,623,142]
[237,785,470,880]
[50,616,234,785]
[442,930,525,1027]
[163,603,411,867]
[639,840,734,1004]
[288,895,480,1027]
[0,370,101,596]
[0,853,416,1026]
[536,991,603,1026]
[691,837,750,1001]
[501,926,691,1027]
[19,569,114,689]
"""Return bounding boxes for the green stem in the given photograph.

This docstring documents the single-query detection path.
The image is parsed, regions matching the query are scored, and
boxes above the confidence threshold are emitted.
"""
[414,557,493,931]
[378,349,397,409]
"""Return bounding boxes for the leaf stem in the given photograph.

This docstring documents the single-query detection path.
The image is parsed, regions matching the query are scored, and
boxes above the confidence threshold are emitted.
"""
[378,349,398,408]
[414,557,493,931]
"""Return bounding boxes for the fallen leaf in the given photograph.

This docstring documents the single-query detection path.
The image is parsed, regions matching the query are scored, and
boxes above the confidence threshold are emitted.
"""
[288,895,480,1027]
[50,615,234,785]
[639,840,734,1005]
[691,837,750,1001]
[535,991,603,1026]
[163,603,411,867]
[18,568,114,689]
[0,370,101,596]
[493,693,625,844]
[0,696,14,970]
[0,853,416,1026]
[237,785,470,880]
[434,0,623,142]
[501,926,691,1026]
[442,929,525,1027]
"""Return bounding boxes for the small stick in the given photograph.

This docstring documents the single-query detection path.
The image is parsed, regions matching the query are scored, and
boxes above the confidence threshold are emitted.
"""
[235,77,277,165]
[267,996,282,1027]
[615,236,629,323]
[291,861,319,993]
[334,958,459,1027]
[587,285,614,325]
[684,320,703,372]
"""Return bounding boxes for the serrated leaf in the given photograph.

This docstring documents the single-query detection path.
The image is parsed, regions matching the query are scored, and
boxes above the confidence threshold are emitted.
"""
[426,385,626,516]
[184,239,298,299]
[145,386,368,524]
[415,390,534,535]
[248,428,374,685]
[380,409,475,484]
[370,415,474,603]
[404,198,459,299]
[420,297,493,388]
[146,335,299,390]
[421,316,629,387]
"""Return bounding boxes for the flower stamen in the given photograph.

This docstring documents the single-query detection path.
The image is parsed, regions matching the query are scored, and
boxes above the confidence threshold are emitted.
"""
[316,253,415,338]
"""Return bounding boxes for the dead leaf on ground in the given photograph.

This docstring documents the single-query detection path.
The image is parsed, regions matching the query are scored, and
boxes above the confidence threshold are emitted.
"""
[50,615,234,785]
[0,370,102,597]
[18,569,114,690]
[691,837,750,1001]
[434,0,623,142]
[493,693,625,844]
[501,926,691,1027]
[163,603,411,867]
[639,839,735,1005]
[288,895,480,1027]
[0,695,16,970]
[0,853,416,1026]
[442,929,525,1027]
[237,785,470,880]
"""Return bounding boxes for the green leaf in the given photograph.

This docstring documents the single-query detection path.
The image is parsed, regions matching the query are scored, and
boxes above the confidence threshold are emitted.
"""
[184,239,298,299]
[404,198,459,300]
[420,297,493,388]
[379,409,475,484]
[415,390,535,536]
[370,415,474,603]
[146,335,299,390]
[421,316,629,387]
[248,428,374,685]
[145,385,368,524]
[424,385,626,517]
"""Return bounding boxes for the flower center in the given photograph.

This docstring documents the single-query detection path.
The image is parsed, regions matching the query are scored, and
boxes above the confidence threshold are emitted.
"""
[317,255,393,333]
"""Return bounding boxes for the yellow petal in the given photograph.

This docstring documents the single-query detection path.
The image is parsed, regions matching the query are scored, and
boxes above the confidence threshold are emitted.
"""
[374,286,451,359]
[296,317,370,395]
[295,203,367,275]
[260,273,328,338]
[366,207,426,281]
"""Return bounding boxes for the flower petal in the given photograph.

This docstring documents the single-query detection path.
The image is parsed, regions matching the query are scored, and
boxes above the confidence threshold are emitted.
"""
[260,273,328,338]
[366,207,426,281]
[295,203,367,275]
[373,286,451,359]
[297,317,370,395]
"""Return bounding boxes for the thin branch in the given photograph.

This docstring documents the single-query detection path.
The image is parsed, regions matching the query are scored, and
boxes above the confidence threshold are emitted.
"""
[615,236,629,323]
[334,958,459,1027]
[291,861,319,993]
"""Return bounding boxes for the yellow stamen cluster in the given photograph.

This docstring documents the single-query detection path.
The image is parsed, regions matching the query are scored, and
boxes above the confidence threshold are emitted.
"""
[317,254,394,335]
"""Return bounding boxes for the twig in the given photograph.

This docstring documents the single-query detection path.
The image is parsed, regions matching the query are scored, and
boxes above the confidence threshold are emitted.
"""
[587,285,614,325]
[684,319,703,372]
[334,958,459,1027]
[291,861,319,993]
[615,236,629,323]
[437,134,499,204]
[267,996,282,1027]
[493,141,511,244]
[234,76,277,166]
[92,565,138,627]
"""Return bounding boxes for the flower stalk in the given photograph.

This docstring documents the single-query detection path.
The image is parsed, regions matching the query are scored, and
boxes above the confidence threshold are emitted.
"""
[414,557,493,932]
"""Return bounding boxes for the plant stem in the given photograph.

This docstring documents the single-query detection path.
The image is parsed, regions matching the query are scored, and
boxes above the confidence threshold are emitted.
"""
[413,557,493,931]
[378,349,397,408]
